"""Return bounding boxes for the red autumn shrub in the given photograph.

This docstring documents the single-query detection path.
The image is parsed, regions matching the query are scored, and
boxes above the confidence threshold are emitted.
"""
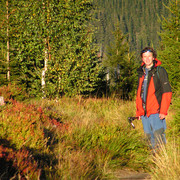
[0,101,47,150]
[0,144,40,179]
[0,83,28,102]
[0,100,69,150]
[0,85,70,179]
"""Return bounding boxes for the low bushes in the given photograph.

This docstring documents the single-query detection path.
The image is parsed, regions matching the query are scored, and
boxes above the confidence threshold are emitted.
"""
[0,98,68,179]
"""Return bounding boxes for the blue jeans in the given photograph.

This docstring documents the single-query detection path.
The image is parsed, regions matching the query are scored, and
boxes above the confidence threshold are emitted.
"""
[141,113,166,149]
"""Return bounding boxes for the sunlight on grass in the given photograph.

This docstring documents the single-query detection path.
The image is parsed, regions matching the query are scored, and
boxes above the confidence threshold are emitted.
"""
[36,97,139,128]
[150,137,180,180]
[34,97,150,178]
[1,96,178,179]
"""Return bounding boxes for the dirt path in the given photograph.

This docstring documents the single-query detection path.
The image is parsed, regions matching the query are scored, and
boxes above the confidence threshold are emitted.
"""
[109,169,151,180]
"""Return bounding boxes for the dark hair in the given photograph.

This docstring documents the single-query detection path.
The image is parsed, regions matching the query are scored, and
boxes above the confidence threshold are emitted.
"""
[140,47,157,58]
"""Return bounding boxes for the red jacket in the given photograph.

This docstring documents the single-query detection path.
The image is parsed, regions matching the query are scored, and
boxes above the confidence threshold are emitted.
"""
[136,59,172,117]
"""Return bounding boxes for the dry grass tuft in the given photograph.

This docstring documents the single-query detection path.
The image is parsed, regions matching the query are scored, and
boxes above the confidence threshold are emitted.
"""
[150,138,180,180]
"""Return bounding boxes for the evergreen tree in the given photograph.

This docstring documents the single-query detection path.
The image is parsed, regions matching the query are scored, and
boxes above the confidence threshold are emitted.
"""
[158,0,180,93]
[103,26,137,99]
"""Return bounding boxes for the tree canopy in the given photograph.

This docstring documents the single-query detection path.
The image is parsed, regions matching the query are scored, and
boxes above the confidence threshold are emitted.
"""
[0,0,103,97]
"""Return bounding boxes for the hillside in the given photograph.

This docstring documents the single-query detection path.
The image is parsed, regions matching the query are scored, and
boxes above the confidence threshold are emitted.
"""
[93,0,169,53]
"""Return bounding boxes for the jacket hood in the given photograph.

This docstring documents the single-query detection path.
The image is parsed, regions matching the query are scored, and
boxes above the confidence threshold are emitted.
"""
[141,58,162,67]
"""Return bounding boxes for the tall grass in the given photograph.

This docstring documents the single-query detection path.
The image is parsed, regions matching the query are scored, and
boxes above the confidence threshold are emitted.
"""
[34,97,150,178]
[36,97,138,127]
[0,94,178,179]
[149,92,180,180]
[150,138,180,180]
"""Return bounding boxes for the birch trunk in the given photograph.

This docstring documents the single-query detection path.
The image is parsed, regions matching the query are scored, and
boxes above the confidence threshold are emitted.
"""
[42,47,48,97]
[6,0,10,81]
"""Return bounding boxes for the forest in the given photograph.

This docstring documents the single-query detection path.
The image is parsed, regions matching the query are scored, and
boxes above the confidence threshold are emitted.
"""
[0,0,179,99]
[94,0,170,53]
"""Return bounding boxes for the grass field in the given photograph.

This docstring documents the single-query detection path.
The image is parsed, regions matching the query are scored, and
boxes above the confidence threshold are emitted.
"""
[0,96,179,179]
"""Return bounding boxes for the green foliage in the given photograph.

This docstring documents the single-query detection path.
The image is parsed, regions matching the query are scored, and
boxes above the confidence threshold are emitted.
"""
[0,1,6,83]
[0,0,46,95]
[168,87,180,139]
[0,0,17,84]
[158,0,180,93]
[1,0,177,99]
[45,0,102,97]
[0,0,103,98]
[103,26,137,99]
[11,0,54,96]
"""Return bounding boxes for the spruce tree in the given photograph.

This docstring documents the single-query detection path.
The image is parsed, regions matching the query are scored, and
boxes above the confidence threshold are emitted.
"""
[158,0,180,93]
[103,26,137,99]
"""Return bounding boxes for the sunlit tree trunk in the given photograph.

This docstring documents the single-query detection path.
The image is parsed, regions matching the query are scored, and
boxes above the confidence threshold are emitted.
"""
[42,46,48,97]
[6,0,10,81]
[42,0,51,97]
